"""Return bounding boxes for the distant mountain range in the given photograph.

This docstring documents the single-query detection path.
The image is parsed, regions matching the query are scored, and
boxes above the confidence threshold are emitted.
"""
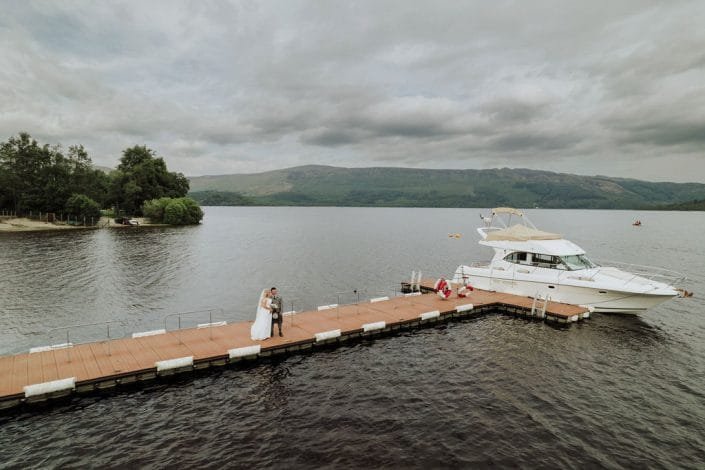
[187,165,705,209]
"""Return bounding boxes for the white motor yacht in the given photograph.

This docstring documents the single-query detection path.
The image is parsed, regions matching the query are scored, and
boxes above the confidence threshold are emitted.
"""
[452,208,686,314]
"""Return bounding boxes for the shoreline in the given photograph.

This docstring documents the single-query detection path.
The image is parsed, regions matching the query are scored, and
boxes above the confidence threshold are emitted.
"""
[0,217,167,233]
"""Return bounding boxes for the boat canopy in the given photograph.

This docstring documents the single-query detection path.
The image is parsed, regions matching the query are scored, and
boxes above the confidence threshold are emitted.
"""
[485,224,561,241]
[492,207,524,217]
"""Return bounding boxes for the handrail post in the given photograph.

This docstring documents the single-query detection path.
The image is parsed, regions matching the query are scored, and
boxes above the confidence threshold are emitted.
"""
[209,309,213,340]
[179,314,183,344]
[67,330,71,363]
[107,323,111,356]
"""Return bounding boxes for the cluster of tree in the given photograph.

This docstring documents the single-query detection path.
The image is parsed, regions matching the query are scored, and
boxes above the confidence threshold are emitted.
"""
[0,132,198,223]
[655,199,705,211]
[143,197,203,225]
[188,190,253,206]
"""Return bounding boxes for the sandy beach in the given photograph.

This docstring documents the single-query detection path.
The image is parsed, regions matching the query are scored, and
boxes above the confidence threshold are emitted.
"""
[0,217,90,232]
[0,217,158,232]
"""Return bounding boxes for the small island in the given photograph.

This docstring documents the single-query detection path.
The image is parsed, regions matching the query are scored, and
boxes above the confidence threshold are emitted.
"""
[0,133,203,232]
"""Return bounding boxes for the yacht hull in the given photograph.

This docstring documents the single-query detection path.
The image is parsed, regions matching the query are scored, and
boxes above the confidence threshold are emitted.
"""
[455,268,677,314]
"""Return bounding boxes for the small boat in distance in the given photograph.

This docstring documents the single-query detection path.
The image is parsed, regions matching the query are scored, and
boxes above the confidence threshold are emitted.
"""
[452,208,687,314]
[633,220,642,226]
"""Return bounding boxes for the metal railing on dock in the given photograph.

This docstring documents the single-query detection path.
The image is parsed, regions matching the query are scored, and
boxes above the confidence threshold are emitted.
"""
[39,320,128,361]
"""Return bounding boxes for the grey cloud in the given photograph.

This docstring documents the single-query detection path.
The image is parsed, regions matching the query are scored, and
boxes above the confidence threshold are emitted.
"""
[614,120,705,148]
[300,128,364,147]
[0,1,704,180]
[488,132,581,153]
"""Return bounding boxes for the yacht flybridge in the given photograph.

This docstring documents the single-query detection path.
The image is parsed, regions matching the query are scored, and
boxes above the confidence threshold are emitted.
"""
[452,208,686,314]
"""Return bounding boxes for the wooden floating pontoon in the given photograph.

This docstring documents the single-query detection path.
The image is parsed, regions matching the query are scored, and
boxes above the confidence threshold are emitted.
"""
[0,279,589,411]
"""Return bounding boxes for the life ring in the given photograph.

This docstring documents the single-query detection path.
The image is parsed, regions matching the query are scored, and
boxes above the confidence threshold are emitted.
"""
[458,284,474,298]
[434,278,452,299]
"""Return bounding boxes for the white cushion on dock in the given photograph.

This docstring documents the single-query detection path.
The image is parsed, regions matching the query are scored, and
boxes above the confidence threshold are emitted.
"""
[282,310,297,316]
[404,292,422,297]
[155,356,193,371]
[197,321,227,329]
[456,304,474,312]
[24,377,75,397]
[228,345,261,358]
[420,310,440,320]
[362,321,385,332]
[370,296,389,303]
[29,342,74,353]
[317,304,338,311]
[132,329,166,338]
[315,329,341,342]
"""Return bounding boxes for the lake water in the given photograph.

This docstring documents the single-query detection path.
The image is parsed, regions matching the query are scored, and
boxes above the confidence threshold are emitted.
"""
[1,207,704,468]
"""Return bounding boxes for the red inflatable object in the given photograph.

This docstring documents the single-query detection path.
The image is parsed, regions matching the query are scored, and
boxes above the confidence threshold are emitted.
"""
[434,278,452,299]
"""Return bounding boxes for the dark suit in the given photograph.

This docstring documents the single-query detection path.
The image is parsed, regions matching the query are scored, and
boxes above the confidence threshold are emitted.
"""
[271,294,283,336]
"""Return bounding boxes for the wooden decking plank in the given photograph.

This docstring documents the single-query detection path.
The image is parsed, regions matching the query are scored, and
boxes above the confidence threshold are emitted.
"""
[103,339,145,374]
[88,342,122,377]
[0,355,16,395]
[176,328,228,359]
[39,350,60,383]
[10,355,29,396]
[118,338,161,372]
[263,324,318,348]
[291,314,348,336]
[25,350,45,386]
[127,337,164,365]
[210,323,257,352]
[140,332,194,363]
[54,348,89,382]
[73,343,103,381]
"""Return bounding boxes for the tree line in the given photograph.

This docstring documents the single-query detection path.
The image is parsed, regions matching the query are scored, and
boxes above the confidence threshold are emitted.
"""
[0,132,201,224]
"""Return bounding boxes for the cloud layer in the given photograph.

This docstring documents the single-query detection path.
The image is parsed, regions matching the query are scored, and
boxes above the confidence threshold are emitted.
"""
[1,1,704,181]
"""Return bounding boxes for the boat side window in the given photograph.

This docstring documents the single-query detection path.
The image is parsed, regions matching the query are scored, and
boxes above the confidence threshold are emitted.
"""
[531,253,563,269]
[504,252,529,264]
[561,254,596,270]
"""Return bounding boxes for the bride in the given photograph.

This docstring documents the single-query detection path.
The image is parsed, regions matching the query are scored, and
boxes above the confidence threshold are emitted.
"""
[250,289,273,341]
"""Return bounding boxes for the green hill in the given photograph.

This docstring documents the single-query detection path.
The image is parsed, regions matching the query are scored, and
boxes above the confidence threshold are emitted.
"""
[188,165,705,209]
[656,199,705,211]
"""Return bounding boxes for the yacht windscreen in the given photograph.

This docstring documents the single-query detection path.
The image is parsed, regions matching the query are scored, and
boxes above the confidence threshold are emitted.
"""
[561,254,595,270]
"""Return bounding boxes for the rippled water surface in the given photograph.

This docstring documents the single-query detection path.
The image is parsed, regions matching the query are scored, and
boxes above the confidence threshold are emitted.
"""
[1,207,704,468]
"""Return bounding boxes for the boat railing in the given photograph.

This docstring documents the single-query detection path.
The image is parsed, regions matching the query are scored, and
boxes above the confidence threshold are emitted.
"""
[591,260,686,286]
[469,261,492,268]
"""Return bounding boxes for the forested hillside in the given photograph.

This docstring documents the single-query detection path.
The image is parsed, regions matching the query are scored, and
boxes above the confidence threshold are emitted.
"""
[189,165,705,209]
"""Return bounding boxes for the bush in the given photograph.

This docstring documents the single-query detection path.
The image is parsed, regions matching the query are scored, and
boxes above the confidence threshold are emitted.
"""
[142,197,203,225]
[142,197,171,221]
[65,194,101,223]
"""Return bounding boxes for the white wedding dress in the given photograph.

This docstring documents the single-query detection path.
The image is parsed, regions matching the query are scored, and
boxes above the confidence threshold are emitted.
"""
[250,298,272,341]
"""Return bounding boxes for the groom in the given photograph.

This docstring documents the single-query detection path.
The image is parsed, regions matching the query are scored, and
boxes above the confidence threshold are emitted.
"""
[270,287,283,337]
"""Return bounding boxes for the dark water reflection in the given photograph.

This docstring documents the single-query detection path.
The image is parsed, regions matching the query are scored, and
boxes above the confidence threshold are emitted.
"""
[1,207,705,468]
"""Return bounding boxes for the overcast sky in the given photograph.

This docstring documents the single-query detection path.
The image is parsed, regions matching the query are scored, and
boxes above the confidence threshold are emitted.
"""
[1,1,704,181]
